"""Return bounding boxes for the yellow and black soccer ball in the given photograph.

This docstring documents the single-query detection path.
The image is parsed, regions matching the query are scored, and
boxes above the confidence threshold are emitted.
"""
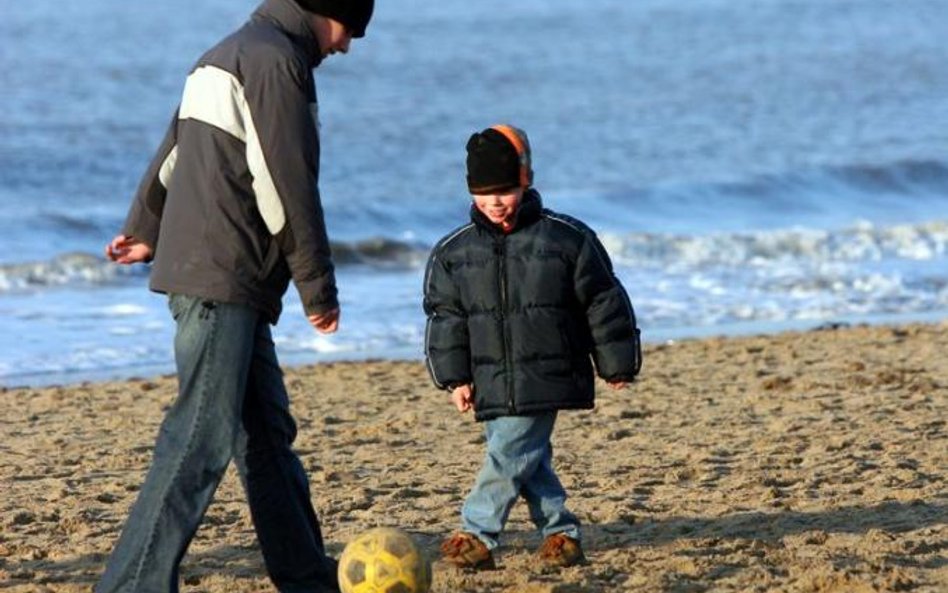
[338,527,432,593]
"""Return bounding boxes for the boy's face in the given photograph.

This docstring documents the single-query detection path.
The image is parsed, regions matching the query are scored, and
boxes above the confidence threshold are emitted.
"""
[472,187,524,227]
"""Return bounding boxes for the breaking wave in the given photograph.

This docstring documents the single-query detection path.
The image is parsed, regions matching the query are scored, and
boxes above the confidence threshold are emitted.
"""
[606,220,948,269]
[0,238,428,293]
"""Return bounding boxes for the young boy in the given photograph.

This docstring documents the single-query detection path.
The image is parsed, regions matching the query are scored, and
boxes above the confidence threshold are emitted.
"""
[423,124,642,569]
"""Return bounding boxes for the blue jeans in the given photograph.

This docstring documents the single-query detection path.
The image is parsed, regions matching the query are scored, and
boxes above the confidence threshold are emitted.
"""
[96,295,338,593]
[461,412,581,550]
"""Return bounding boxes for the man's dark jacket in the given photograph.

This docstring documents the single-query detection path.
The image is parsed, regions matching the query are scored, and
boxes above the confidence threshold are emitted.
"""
[423,190,642,421]
[122,0,336,323]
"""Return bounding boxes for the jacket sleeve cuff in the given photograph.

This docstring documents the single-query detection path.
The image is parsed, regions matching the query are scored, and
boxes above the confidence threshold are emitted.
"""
[122,217,161,258]
[294,272,339,316]
[302,296,339,316]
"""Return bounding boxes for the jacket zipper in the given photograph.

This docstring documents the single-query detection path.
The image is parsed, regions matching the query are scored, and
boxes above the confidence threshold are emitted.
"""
[498,237,515,414]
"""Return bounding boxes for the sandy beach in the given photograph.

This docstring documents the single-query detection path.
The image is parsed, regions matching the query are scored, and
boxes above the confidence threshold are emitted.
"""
[1,322,945,593]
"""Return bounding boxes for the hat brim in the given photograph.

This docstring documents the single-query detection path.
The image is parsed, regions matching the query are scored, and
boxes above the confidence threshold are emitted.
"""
[468,182,523,195]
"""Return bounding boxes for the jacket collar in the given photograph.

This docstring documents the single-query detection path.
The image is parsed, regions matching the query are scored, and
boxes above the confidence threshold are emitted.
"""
[470,189,543,236]
[252,0,323,69]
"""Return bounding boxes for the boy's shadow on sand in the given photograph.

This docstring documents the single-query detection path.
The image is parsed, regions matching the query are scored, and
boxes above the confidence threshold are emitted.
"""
[493,500,945,566]
[583,499,946,550]
[5,500,945,587]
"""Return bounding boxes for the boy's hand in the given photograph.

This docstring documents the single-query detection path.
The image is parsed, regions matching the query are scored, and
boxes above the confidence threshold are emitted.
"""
[308,308,340,334]
[105,234,153,264]
[607,380,628,391]
[451,384,474,413]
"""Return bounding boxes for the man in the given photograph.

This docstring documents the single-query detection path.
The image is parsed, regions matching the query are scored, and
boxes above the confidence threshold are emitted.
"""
[98,1,373,591]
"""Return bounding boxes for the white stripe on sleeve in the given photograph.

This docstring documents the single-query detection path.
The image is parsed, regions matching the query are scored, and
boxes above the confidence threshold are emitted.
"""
[158,145,179,189]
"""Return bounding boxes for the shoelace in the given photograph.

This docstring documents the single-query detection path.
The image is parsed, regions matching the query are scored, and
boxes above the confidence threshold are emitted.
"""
[443,535,473,554]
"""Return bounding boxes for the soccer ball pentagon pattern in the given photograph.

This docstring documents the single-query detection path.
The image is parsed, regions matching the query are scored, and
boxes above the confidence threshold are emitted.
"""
[338,527,432,593]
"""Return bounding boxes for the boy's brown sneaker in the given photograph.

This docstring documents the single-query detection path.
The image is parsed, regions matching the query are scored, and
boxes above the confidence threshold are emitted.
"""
[537,533,586,567]
[440,532,496,570]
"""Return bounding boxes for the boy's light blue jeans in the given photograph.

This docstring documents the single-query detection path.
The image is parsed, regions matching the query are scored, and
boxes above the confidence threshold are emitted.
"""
[461,412,581,550]
[96,295,338,593]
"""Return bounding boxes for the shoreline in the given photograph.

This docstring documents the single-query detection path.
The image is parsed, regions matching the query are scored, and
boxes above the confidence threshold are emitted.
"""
[1,321,946,592]
[4,310,947,390]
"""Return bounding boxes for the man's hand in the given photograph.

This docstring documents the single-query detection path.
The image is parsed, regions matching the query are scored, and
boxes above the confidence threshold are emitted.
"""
[105,234,153,264]
[308,308,340,334]
[451,384,474,413]
[607,380,629,391]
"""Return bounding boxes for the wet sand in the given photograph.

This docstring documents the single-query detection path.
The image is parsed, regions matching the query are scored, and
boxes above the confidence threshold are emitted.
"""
[1,322,946,592]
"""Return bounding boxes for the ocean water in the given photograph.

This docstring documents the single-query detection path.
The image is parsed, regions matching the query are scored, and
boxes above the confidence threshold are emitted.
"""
[2,0,947,386]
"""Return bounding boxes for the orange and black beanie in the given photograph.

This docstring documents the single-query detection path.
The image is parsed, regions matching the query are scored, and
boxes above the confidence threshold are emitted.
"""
[466,125,534,195]
[294,0,374,38]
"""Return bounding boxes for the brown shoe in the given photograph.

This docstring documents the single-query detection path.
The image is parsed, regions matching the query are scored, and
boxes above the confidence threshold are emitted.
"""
[440,532,495,570]
[537,533,585,567]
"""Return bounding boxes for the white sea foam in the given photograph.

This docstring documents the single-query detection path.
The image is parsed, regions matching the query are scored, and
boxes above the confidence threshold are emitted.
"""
[108,327,139,336]
[99,304,149,317]
[0,253,142,293]
[604,220,948,268]
[598,220,948,330]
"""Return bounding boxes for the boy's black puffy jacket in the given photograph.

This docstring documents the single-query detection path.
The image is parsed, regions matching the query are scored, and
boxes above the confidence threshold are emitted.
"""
[424,190,642,421]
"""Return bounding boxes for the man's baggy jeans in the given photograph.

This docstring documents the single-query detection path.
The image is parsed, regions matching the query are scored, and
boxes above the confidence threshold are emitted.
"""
[96,295,338,593]
[461,412,581,550]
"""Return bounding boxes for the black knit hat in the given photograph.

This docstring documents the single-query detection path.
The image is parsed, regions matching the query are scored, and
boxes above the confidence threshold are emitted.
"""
[466,125,533,195]
[294,0,374,38]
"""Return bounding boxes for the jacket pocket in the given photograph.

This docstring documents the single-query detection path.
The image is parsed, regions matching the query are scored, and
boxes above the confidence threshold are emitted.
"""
[258,233,284,283]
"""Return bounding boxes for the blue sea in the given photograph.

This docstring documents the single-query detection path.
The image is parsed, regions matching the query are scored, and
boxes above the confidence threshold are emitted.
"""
[2,0,947,387]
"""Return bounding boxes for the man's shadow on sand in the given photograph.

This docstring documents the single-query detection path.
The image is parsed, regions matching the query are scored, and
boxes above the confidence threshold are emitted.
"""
[5,499,945,587]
